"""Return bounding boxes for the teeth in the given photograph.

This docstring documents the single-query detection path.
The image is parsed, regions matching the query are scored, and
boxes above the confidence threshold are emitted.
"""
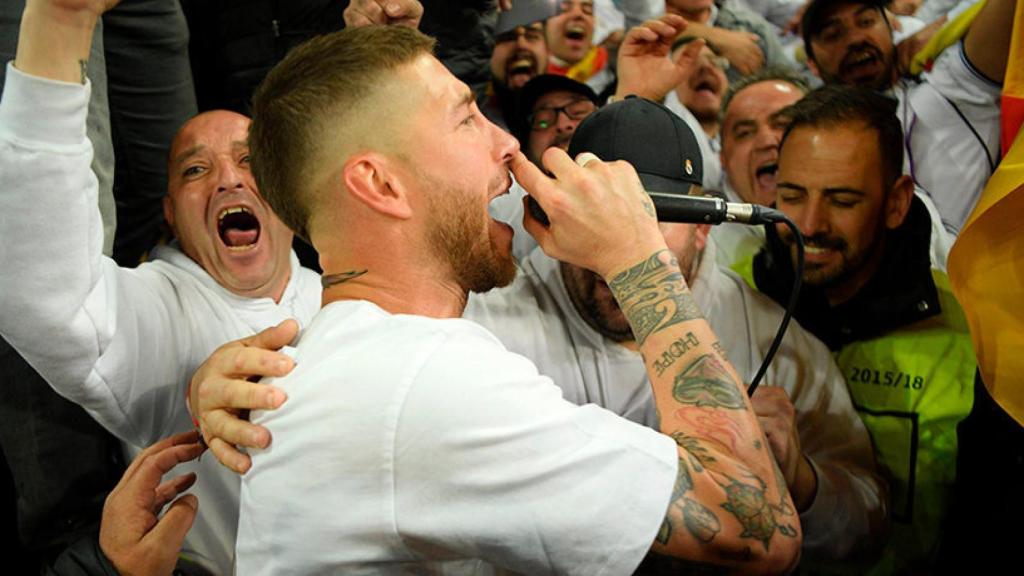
[510,58,533,70]
[218,206,252,222]
[805,246,829,254]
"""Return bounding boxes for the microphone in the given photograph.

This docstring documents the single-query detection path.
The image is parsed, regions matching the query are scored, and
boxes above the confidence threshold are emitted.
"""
[527,193,783,227]
[646,192,782,225]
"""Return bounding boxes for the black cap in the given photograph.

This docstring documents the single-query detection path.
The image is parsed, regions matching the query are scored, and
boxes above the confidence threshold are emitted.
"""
[801,0,888,56]
[515,74,599,144]
[568,96,703,194]
[496,0,559,36]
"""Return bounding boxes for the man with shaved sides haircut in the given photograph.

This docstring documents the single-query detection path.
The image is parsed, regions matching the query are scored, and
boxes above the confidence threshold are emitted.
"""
[236,22,800,574]
[0,0,319,572]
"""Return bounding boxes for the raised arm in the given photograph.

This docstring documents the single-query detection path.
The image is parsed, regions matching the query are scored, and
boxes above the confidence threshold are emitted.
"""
[963,0,1018,81]
[513,148,802,572]
[0,0,190,445]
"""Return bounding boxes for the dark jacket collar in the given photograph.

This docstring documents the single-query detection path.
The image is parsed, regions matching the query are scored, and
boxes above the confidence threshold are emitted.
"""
[753,196,941,351]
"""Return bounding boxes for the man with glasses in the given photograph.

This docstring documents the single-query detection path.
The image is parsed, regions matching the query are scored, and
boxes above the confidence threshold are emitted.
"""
[545,0,614,92]
[484,1,555,130]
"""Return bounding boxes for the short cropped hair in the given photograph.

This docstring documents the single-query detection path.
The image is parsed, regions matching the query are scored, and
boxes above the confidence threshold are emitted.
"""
[719,67,810,124]
[778,84,903,187]
[249,26,436,242]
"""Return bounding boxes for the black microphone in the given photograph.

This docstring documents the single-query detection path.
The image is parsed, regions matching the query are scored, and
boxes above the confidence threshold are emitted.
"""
[527,193,783,227]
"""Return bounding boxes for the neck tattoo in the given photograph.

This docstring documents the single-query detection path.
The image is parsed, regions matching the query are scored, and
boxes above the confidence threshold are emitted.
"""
[321,269,368,289]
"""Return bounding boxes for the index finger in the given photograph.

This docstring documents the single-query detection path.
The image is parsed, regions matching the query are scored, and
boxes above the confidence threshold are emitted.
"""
[121,430,201,481]
[510,151,557,205]
[131,442,206,492]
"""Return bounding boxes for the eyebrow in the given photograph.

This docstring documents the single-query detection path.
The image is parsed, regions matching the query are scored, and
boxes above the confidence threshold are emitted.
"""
[452,90,475,117]
[821,6,877,31]
[777,182,866,197]
[730,119,757,133]
[172,144,205,169]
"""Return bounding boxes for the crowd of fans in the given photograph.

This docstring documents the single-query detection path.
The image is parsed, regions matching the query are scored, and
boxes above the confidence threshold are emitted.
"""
[0,0,1018,574]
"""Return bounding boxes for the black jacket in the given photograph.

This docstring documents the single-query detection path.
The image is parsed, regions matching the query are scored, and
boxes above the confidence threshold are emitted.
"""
[752,196,942,351]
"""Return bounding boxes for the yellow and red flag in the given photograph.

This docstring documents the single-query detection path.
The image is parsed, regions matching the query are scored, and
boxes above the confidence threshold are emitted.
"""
[947,0,1024,425]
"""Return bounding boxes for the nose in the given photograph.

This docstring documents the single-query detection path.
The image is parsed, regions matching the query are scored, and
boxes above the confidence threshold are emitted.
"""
[754,121,782,152]
[515,32,531,50]
[795,196,830,238]
[554,110,579,134]
[215,157,246,193]
[492,119,519,163]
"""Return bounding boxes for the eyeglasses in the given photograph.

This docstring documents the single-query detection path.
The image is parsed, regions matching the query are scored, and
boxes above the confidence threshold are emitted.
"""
[704,54,731,72]
[528,99,597,131]
[496,24,545,44]
[559,0,594,16]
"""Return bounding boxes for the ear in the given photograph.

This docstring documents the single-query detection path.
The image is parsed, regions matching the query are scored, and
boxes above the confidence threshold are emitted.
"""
[884,174,915,229]
[693,223,712,252]
[806,56,821,79]
[162,195,178,237]
[341,153,413,220]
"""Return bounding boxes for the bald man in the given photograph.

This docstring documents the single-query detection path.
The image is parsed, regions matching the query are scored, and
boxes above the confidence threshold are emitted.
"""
[0,1,320,572]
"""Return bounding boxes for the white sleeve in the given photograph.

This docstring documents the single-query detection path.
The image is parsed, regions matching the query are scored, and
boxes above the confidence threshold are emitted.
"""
[772,321,888,561]
[0,63,190,445]
[394,331,678,576]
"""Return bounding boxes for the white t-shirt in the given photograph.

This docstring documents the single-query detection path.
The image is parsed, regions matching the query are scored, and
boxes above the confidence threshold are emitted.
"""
[238,300,678,575]
[466,245,886,559]
[897,40,1001,234]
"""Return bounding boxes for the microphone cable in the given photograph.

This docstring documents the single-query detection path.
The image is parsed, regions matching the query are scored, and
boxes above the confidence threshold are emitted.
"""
[745,208,804,398]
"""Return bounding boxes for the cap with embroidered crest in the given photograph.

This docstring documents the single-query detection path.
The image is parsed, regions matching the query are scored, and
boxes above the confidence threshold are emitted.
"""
[568,95,703,195]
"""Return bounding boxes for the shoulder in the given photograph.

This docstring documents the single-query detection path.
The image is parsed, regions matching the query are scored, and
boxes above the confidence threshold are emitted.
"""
[920,40,1002,106]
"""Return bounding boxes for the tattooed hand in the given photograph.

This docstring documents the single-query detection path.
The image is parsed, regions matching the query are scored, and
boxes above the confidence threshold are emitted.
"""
[510,149,666,279]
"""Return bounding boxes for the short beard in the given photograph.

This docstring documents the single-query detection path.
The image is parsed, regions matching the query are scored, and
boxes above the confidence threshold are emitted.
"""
[424,173,517,295]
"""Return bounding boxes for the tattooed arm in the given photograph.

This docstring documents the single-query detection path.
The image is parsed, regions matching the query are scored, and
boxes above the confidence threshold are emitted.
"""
[512,147,800,572]
[608,250,801,574]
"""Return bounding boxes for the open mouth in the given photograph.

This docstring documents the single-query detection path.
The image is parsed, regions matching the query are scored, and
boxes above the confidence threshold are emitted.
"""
[506,53,538,88]
[755,162,778,193]
[694,79,719,97]
[841,47,881,78]
[564,23,587,41]
[217,206,261,250]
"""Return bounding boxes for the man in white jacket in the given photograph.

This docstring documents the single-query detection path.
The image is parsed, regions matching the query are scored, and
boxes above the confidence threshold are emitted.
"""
[0,1,320,572]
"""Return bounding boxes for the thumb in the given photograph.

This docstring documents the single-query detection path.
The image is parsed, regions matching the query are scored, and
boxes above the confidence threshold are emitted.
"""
[673,38,706,76]
[145,494,198,551]
[245,319,299,351]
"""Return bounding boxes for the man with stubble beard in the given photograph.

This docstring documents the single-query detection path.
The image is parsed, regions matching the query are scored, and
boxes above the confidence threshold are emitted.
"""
[800,0,1017,235]
[236,22,800,574]
[483,1,553,130]
[195,27,883,565]
[737,85,976,575]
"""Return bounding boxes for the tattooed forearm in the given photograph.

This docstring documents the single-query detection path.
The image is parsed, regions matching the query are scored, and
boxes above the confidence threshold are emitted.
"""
[661,458,723,545]
[711,340,729,362]
[673,354,746,410]
[607,250,702,345]
[670,431,717,470]
[652,332,700,376]
[717,473,799,552]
